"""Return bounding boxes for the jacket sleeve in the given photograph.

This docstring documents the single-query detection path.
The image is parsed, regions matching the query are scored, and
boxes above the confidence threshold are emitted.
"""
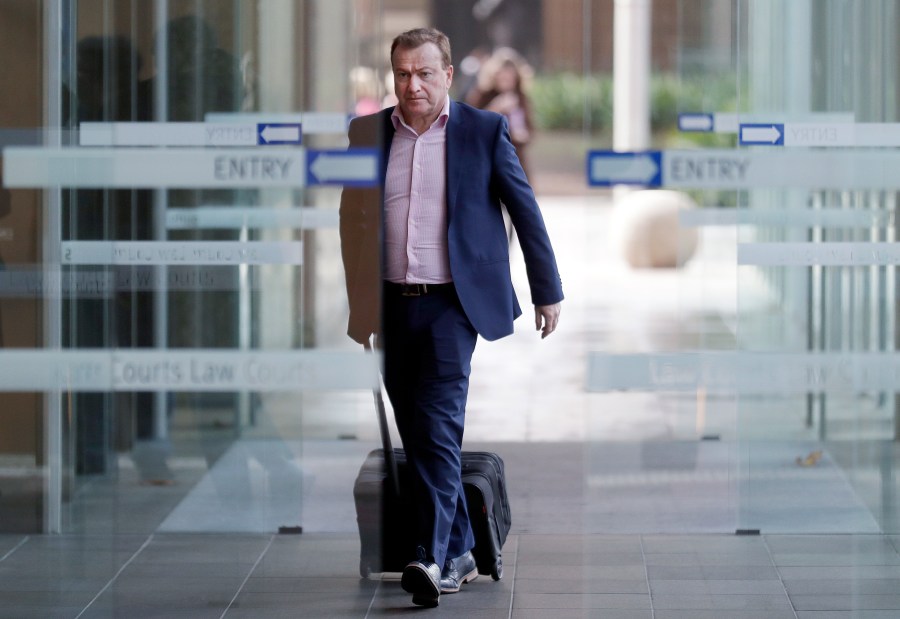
[490,116,564,306]
[339,117,383,344]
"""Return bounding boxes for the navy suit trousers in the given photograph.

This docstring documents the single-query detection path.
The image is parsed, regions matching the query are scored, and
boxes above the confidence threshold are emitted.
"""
[381,283,477,569]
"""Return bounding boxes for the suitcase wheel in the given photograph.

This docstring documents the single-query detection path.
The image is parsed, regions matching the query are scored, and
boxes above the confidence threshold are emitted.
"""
[491,557,503,581]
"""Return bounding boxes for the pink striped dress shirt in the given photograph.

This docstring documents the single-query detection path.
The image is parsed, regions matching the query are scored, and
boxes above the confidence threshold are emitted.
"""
[383,97,452,284]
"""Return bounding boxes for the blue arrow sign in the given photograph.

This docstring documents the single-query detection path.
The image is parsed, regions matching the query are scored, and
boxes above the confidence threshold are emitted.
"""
[306,148,379,187]
[257,123,303,145]
[678,113,714,133]
[586,151,662,187]
[739,123,784,146]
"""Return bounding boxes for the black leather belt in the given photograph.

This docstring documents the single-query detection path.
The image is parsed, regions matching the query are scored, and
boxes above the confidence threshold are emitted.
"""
[384,281,454,297]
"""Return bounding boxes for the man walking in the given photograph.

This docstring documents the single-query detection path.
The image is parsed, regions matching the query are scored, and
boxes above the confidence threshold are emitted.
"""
[340,27,563,607]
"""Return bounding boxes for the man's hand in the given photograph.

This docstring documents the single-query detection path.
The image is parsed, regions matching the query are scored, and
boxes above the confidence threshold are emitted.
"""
[534,303,561,339]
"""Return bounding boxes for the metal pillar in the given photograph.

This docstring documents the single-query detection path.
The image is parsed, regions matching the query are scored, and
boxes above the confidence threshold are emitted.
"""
[42,0,64,535]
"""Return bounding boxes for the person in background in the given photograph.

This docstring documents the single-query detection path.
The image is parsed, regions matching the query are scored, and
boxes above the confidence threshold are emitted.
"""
[455,45,491,103]
[350,66,383,116]
[381,71,399,109]
[465,47,536,181]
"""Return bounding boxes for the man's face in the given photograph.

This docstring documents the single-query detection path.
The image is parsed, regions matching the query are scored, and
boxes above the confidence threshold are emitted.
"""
[391,42,453,130]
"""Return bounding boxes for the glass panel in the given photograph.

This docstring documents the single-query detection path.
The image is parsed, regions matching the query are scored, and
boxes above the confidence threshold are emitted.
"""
[0,0,381,542]
[585,0,744,534]
[0,0,47,534]
[734,0,900,537]
[583,0,899,543]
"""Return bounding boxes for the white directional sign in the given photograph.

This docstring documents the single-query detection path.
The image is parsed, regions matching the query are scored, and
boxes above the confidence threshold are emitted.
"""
[678,208,890,228]
[588,352,900,394]
[2,147,378,188]
[205,112,349,135]
[677,113,715,132]
[166,207,338,230]
[742,122,900,147]
[81,122,303,147]
[586,151,661,186]
[739,124,784,145]
[0,266,264,297]
[0,349,381,392]
[258,123,302,145]
[61,241,304,265]
[587,149,900,189]
[679,112,854,134]
[738,242,900,266]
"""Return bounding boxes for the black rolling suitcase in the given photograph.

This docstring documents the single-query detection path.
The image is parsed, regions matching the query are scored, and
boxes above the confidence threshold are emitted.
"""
[353,389,511,580]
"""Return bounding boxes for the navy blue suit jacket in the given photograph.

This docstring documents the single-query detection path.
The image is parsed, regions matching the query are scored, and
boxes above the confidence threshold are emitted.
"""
[340,100,563,342]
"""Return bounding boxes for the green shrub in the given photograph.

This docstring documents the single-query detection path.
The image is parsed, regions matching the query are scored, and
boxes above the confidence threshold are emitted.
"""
[530,71,737,146]
[529,73,612,131]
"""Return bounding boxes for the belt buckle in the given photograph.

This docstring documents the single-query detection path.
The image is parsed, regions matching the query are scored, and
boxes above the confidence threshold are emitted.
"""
[401,283,424,297]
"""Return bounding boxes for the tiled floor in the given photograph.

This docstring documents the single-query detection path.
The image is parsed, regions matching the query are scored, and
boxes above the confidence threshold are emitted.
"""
[3,528,900,617]
[1,440,900,618]
[2,198,899,617]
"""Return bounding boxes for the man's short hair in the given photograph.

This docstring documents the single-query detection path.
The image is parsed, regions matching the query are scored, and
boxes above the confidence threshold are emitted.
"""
[390,28,452,69]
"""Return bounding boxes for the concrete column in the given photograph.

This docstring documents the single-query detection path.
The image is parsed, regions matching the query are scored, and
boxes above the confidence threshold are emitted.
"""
[258,0,295,111]
[613,0,651,152]
[785,0,812,114]
[309,0,350,113]
[256,0,299,352]
[304,0,351,348]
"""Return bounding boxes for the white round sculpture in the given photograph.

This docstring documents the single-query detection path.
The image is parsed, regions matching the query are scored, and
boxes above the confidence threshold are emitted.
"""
[611,189,700,268]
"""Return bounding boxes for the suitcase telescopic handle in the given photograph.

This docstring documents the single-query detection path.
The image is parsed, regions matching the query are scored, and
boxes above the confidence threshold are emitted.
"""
[370,338,401,498]
[373,387,400,497]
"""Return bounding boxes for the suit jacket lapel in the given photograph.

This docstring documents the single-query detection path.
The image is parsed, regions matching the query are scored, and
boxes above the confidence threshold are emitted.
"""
[446,100,468,215]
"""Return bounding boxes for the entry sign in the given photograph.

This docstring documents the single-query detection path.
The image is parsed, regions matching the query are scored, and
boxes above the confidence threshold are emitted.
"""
[3,147,380,188]
[257,123,302,145]
[587,151,662,187]
[586,148,900,190]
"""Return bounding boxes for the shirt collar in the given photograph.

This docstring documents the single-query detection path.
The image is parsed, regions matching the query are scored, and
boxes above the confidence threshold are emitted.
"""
[391,96,451,133]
